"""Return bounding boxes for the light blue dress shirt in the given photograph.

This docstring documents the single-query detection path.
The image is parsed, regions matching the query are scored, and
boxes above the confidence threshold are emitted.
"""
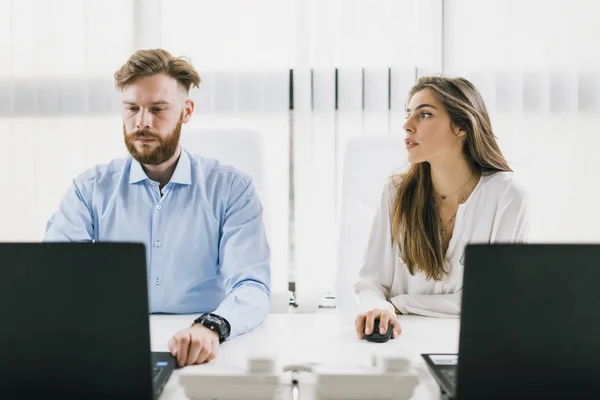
[44,148,271,340]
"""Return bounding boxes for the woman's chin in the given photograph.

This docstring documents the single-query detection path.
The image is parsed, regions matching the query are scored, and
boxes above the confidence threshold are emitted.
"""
[407,154,426,164]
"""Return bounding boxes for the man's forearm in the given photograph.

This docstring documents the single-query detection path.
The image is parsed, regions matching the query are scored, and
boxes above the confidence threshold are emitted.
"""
[213,280,271,340]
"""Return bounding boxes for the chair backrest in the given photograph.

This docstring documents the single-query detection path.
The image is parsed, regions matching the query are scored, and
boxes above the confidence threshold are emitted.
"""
[181,130,288,314]
[335,134,407,316]
[181,130,266,198]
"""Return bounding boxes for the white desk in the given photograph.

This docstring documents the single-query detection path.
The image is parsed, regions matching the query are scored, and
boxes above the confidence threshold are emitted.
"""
[151,314,460,400]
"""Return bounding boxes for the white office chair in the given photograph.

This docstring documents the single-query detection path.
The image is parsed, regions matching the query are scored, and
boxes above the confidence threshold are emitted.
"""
[181,130,266,197]
[334,134,407,318]
[181,130,288,314]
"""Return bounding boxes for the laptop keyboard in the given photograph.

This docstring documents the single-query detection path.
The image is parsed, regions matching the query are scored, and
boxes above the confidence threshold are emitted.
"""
[153,367,162,380]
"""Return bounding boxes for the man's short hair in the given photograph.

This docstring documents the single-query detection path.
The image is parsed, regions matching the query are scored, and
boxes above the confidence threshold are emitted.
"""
[114,49,201,93]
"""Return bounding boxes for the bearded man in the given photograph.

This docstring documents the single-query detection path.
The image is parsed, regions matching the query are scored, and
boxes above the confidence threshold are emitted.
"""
[44,49,271,367]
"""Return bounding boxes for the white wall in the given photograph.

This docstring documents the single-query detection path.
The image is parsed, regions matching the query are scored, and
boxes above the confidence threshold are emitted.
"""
[0,0,133,242]
[444,0,600,242]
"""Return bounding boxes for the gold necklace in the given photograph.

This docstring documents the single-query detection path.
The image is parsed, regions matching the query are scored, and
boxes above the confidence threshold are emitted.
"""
[435,171,475,200]
[435,194,467,235]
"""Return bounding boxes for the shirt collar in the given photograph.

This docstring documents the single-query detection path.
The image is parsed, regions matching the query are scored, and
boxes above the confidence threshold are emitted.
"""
[128,147,192,185]
[169,148,192,185]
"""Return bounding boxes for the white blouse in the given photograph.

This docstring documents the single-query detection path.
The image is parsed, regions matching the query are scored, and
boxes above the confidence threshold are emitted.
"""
[354,171,529,318]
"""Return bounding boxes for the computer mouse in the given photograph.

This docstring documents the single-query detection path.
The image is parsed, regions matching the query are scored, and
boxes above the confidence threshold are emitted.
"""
[364,317,393,343]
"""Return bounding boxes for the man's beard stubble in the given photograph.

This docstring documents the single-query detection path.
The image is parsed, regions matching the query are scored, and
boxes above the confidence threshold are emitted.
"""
[123,116,183,166]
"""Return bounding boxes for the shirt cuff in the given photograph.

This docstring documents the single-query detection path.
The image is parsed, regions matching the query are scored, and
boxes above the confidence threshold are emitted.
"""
[212,308,239,341]
[389,296,408,315]
[390,294,460,318]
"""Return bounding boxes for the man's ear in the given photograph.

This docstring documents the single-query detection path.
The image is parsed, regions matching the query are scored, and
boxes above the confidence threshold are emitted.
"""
[182,98,194,124]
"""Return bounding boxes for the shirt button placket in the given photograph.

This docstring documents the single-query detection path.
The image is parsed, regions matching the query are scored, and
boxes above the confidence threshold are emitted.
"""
[151,182,164,307]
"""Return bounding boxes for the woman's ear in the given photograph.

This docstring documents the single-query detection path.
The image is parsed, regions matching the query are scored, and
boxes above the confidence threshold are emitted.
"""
[452,122,466,138]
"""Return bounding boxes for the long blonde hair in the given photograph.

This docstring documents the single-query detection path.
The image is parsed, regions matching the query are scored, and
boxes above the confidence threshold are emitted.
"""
[391,76,512,280]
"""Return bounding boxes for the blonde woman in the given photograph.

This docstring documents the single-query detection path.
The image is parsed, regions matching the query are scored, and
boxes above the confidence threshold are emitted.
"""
[355,76,529,340]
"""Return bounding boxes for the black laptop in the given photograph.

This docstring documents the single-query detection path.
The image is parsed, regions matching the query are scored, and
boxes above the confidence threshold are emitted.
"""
[422,244,600,399]
[0,242,176,399]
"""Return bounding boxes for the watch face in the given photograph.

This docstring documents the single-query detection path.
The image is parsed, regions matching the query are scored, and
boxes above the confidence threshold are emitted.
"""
[199,313,230,342]
[205,314,222,326]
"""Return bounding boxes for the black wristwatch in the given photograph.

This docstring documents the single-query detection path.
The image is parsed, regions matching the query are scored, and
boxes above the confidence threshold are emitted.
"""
[193,313,231,343]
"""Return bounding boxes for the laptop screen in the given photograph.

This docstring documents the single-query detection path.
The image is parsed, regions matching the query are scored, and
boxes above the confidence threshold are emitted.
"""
[0,242,155,399]
[456,244,600,399]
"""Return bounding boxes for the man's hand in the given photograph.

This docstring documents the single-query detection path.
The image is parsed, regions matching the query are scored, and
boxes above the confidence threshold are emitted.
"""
[355,308,402,340]
[168,324,220,367]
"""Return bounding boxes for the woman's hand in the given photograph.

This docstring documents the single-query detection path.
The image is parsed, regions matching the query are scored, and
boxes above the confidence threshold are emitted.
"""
[355,308,402,340]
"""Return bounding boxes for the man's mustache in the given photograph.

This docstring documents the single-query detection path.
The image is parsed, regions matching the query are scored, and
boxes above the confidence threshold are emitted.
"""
[128,130,161,140]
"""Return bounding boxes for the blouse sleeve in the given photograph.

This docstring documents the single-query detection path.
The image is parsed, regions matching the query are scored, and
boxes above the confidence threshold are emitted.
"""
[354,182,397,314]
